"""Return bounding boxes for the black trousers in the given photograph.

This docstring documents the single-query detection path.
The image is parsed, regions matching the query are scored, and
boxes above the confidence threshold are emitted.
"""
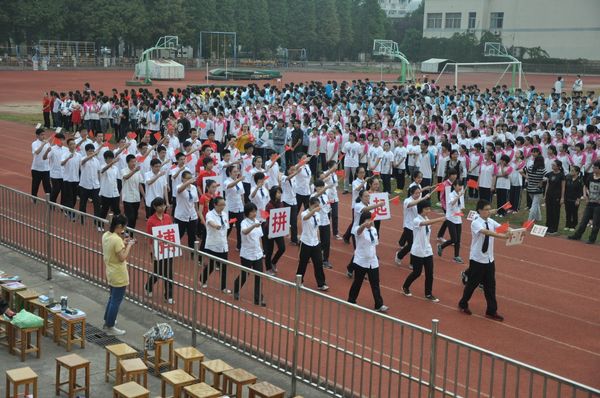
[394,168,406,190]
[509,185,522,211]
[43,112,51,128]
[437,218,448,239]
[403,255,434,296]
[296,194,310,214]
[348,265,383,309]
[198,222,207,249]
[496,188,509,216]
[330,201,339,236]
[397,228,414,260]
[564,200,579,229]
[346,234,357,274]
[572,203,600,242]
[243,182,251,203]
[545,196,561,233]
[145,257,173,299]
[201,249,228,291]
[319,224,331,262]
[479,187,492,203]
[283,202,298,243]
[459,260,498,314]
[309,155,318,177]
[78,187,101,224]
[381,173,392,194]
[264,236,285,271]
[100,195,121,219]
[31,170,51,197]
[62,181,79,211]
[297,242,326,287]
[440,222,462,257]
[342,212,354,242]
[175,218,198,250]
[234,257,263,304]
[227,211,244,250]
[50,177,63,203]
[123,201,140,230]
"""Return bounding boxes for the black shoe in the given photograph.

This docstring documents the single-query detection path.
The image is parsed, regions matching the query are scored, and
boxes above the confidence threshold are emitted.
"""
[458,306,472,315]
[585,240,595,244]
[254,301,267,307]
[233,292,240,300]
[485,312,504,322]
[567,235,579,240]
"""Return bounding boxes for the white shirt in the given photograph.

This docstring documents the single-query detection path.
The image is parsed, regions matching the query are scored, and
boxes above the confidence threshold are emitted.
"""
[48,146,68,178]
[351,202,367,235]
[351,178,365,208]
[120,167,143,203]
[368,145,384,172]
[417,152,432,179]
[251,186,269,221]
[99,165,120,198]
[264,160,280,189]
[311,193,331,226]
[170,166,189,198]
[394,146,407,170]
[31,140,50,171]
[205,209,228,253]
[478,162,496,189]
[411,215,433,257]
[354,226,379,269]
[470,216,500,263]
[343,141,361,168]
[402,197,418,230]
[144,171,167,207]
[300,209,320,246]
[295,165,312,196]
[62,152,81,182]
[174,183,199,221]
[445,191,464,224]
[240,218,263,261]
[225,178,244,213]
[325,173,339,202]
[79,157,100,189]
[380,150,394,174]
[281,175,297,205]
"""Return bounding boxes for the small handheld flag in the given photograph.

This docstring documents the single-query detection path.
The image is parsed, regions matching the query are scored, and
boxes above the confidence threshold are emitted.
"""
[435,183,444,192]
[370,211,377,221]
[453,212,464,217]
[335,170,345,177]
[153,132,162,141]
[261,210,270,219]
[127,132,137,139]
[199,121,207,129]
[500,201,512,211]
[522,219,535,230]
[467,179,478,189]
[285,145,292,152]
[390,196,401,205]
[229,218,238,224]
[104,133,113,142]
[245,166,252,172]
[496,223,510,233]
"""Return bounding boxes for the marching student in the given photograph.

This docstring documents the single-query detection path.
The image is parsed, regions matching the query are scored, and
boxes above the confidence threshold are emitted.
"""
[198,179,219,249]
[347,211,388,313]
[60,138,81,219]
[436,168,458,243]
[402,199,446,302]
[174,170,199,251]
[202,196,230,293]
[79,143,102,223]
[563,165,584,231]
[31,127,51,198]
[144,158,170,219]
[438,179,465,263]
[321,160,342,239]
[241,143,255,202]
[234,203,266,306]
[98,151,122,226]
[281,163,301,245]
[169,152,189,216]
[459,199,512,321]
[494,155,512,217]
[380,141,394,194]
[120,154,144,231]
[224,165,245,250]
[343,166,367,243]
[478,150,496,203]
[342,132,361,194]
[297,197,329,290]
[144,197,174,304]
[393,137,407,194]
[311,179,333,269]
[295,153,313,213]
[250,172,269,223]
[395,186,432,266]
[263,186,286,275]
[44,132,67,204]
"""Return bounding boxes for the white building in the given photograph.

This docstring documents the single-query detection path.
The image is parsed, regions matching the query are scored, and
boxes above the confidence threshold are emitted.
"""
[422,0,600,60]
[379,0,421,19]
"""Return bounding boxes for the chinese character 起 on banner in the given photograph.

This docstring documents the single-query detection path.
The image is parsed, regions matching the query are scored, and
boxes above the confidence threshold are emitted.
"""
[268,207,291,238]
[152,224,182,260]
[369,192,391,221]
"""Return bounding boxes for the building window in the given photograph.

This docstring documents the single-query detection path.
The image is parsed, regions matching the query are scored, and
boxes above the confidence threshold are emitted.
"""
[490,12,504,29]
[445,12,461,29]
[426,13,443,29]
[468,12,476,29]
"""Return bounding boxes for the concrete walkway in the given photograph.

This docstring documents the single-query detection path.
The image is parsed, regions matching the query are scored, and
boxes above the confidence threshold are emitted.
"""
[0,245,331,397]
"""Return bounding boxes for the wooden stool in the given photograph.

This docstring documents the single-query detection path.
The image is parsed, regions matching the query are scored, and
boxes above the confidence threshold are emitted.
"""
[117,358,148,388]
[113,381,150,398]
[55,353,91,398]
[1,282,26,309]
[105,343,138,382]
[174,347,204,379]
[199,359,233,390]
[183,382,221,398]
[15,289,39,311]
[222,368,257,398]
[160,369,196,398]
[29,298,60,337]
[54,313,86,351]
[0,316,12,348]
[10,325,42,361]
[248,381,285,398]
[143,337,173,373]
[5,366,38,398]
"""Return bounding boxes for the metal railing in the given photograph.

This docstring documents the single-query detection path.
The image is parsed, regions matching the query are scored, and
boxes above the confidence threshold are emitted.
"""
[0,184,597,398]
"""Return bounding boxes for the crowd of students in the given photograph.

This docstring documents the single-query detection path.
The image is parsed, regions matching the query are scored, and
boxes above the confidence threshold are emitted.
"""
[30,77,600,316]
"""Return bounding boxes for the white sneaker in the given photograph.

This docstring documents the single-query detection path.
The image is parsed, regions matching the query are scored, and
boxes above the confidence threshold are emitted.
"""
[394,251,402,265]
[317,285,329,291]
[144,290,152,298]
[376,305,389,313]
[105,326,126,336]
[166,298,174,305]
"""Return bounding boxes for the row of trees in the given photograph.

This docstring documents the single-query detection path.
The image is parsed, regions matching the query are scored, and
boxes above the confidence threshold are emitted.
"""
[0,0,390,61]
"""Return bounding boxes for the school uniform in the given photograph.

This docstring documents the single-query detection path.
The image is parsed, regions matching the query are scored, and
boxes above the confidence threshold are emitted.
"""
[396,197,418,262]
[99,164,121,219]
[312,193,332,265]
[393,146,407,191]
[295,164,312,212]
[78,157,102,223]
[459,216,501,315]
[495,164,512,216]
[403,214,436,297]
[343,141,361,191]
[440,191,464,259]
[234,218,264,305]
[263,200,286,272]
[48,145,68,204]
[31,139,51,197]
[174,183,199,250]
[347,226,385,310]
[121,167,143,230]
[325,172,340,236]
[202,209,229,291]
[281,174,299,244]
[144,171,168,218]
[296,210,327,288]
[225,177,245,250]
[61,151,81,216]
[145,212,174,301]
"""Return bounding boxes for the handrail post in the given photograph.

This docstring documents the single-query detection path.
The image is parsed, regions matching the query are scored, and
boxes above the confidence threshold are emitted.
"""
[44,193,52,280]
[428,319,440,398]
[191,240,201,347]
[290,274,302,397]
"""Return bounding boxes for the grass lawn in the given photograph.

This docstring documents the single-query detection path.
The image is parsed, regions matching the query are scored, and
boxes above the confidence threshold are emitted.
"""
[0,112,42,126]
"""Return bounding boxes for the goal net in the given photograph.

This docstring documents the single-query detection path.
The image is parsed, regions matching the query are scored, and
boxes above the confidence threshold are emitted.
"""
[434,62,522,91]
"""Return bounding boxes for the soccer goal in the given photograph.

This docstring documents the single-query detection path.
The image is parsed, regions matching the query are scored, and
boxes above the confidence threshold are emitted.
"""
[434,42,523,91]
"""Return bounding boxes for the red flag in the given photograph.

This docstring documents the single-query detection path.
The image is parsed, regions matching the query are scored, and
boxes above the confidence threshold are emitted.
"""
[390,196,401,205]
[496,223,510,233]
[285,145,292,152]
[103,142,110,148]
[136,155,146,163]
[271,153,280,162]
[264,176,270,181]
[435,183,444,192]
[53,138,62,145]
[104,133,113,142]
[500,201,512,211]
[335,170,345,177]
[229,218,237,224]
[297,158,307,167]
[245,165,252,172]
[338,153,345,161]
[88,131,94,138]
[453,212,464,217]
[185,154,192,163]
[467,179,478,189]
[261,210,270,219]
[174,149,180,155]
[522,219,535,230]
[373,171,381,176]
[145,130,152,136]
[170,164,177,169]
[370,211,377,221]
[127,132,137,139]
[153,132,162,141]
[198,121,207,129]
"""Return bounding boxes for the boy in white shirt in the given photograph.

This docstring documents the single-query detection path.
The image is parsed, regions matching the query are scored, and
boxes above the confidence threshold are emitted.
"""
[144,158,170,218]
[296,197,329,291]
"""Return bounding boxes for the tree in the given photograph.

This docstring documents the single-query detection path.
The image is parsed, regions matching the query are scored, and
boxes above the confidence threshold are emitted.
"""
[287,0,317,56]
[352,0,390,59]
[249,0,273,57]
[268,0,289,49]
[335,0,354,60]
[316,0,341,60]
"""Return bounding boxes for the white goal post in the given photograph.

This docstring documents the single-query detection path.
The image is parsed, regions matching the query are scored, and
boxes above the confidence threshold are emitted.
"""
[434,61,523,90]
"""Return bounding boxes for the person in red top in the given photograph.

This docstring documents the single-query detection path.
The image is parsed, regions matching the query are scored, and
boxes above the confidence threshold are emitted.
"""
[199,179,219,248]
[42,92,52,128]
[195,146,214,176]
[196,157,217,191]
[203,131,218,153]
[144,197,175,304]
